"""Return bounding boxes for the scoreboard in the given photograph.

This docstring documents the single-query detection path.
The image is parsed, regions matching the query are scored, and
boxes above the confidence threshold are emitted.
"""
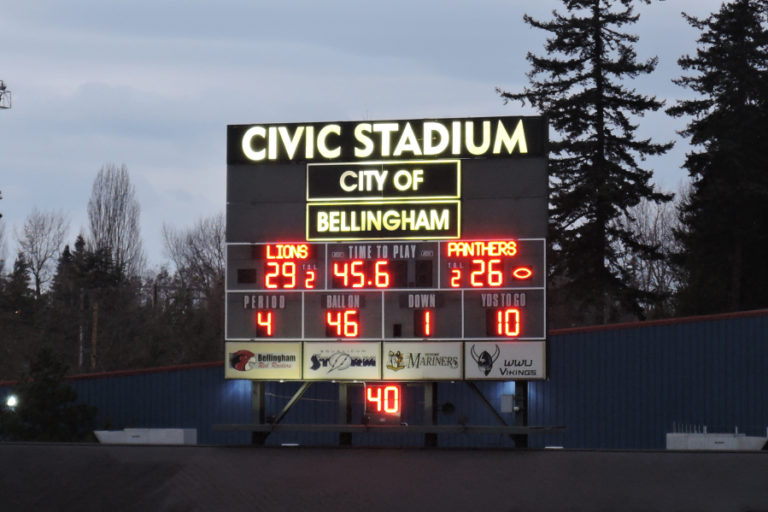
[226,239,544,339]
[225,116,547,382]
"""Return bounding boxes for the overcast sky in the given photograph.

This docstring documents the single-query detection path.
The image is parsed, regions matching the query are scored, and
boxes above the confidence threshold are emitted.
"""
[0,0,726,269]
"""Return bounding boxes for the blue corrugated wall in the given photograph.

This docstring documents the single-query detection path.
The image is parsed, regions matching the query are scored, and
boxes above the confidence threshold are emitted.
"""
[71,364,253,445]
[529,311,768,449]
[3,311,767,448]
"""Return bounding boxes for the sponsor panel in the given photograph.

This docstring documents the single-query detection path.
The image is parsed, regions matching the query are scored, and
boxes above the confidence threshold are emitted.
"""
[464,341,546,380]
[303,342,381,380]
[225,342,302,380]
[382,342,462,380]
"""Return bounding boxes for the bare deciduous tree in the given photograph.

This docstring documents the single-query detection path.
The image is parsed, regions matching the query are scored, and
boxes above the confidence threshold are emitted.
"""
[16,208,69,298]
[162,212,225,294]
[88,163,145,278]
[0,217,7,273]
[616,192,683,319]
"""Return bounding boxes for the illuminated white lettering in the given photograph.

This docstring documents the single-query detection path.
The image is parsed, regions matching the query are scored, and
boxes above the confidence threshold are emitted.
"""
[451,121,462,155]
[383,210,400,230]
[423,122,450,156]
[268,126,278,159]
[354,123,374,158]
[313,207,452,234]
[465,121,491,155]
[305,126,315,159]
[393,170,412,191]
[431,209,449,230]
[241,119,532,162]
[393,122,423,157]
[372,123,399,157]
[241,126,267,161]
[329,211,341,231]
[493,119,528,154]
[278,126,304,160]
[317,211,329,232]
[317,124,341,159]
[369,170,388,191]
[339,170,358,192]
[414,210,430,230]
[412,169,424,190]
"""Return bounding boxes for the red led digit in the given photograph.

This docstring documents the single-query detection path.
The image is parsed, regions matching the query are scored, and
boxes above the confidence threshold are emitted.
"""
[414,309,434,337]
[326,309,359,337]
[283,261,296,289]
[470,259,485,287]
[374,260,390,288]
[343,309,359,337]
[265,261,280,289]
[256,310,273,336]
[488,259,503,287]
[366,386,382,412]
[450,268,462,288]
[305,269,316,288]
[366,385,400,414]
[333,261,349,286]
[383,385,399,413]
[470,258,504,287]
[496,308,521,337]
[350,260,365,288]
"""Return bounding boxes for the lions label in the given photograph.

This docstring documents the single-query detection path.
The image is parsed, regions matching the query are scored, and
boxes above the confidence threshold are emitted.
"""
[464,341,546,380]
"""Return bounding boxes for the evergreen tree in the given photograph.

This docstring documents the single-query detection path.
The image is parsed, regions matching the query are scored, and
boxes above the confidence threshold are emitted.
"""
[498,0,672,325]
[0,252,47,378]
[667,0,768,315]
[47,243,83,368]
[0,346,96,442]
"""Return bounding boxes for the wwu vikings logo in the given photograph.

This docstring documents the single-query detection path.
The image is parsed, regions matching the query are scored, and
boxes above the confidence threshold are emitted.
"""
[470,344,500,376]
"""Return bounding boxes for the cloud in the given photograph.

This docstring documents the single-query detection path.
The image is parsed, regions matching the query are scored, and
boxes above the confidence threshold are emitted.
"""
[0,0,728,264]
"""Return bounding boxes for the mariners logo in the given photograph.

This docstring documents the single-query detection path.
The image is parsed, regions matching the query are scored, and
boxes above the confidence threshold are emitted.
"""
[387,350,406,371]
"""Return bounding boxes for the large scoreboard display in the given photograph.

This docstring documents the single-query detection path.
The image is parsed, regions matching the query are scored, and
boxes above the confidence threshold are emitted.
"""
[226,116,547,382]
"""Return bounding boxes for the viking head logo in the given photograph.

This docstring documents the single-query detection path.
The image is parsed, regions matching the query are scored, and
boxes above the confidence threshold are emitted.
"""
[470,345,500,376]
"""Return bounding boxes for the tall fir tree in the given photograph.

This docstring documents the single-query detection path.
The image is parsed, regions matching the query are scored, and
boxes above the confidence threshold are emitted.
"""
[498,0,672,326]
[667,0,768,315]
[0,252,38,378]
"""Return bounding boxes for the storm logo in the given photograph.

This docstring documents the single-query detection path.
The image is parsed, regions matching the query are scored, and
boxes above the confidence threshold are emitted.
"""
[230,350,256,372]
[327,352,352,372]
[470,345,500,376]
[310,352,376,371]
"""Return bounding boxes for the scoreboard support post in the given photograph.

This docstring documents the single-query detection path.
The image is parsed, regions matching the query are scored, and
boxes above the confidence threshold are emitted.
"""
[338,384,352,446]
[251,382,267,446]
[513,381,529,448]
[424,383,438,448]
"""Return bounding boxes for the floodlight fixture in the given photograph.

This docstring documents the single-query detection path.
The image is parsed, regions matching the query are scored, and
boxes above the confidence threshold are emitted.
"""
[0,80,11,109]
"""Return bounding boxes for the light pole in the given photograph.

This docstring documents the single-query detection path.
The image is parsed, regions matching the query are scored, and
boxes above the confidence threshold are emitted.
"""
[0,80,11,109]
[5,394,18,409]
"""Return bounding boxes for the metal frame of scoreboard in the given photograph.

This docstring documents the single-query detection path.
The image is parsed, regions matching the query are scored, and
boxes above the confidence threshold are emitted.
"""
[225,116,547,437]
